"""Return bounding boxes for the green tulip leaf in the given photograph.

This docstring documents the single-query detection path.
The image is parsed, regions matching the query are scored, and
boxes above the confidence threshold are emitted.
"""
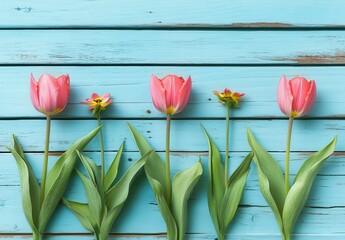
[128,123,177,240]
[100,150,150,238]
[247,128,285,231]
[127,123,167,194]
[282,136,337,238]
[38,126,101,232]
[220,152,253,233]
[104,150,150,210]
[104,142,124,192]
[171,161,203,240]
[76,169,103,228]
[77,151,101,190]
[201,126,225,235]
[62,199,96,232]
[7,135,40,234]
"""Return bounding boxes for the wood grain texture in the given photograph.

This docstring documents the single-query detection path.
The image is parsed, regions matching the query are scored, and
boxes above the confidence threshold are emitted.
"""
[1,153,344,235]
[1,30,345,64]
[0,119,341,152]
[0,0,344,28]
[1,0,344,239]
[1,66,345,118]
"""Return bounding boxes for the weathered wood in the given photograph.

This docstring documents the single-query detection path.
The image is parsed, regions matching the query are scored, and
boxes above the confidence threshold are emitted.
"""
[0,119,340,152]
[0,0,345,28]
[1,66,345,119]
[1,30,345,64]
[3,235,345,240]
[2,151,344,205]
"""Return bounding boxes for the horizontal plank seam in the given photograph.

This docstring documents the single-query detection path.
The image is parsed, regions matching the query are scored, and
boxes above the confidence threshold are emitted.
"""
[2,26,345,31]
[1,117,345,120]
[3,63,345,67]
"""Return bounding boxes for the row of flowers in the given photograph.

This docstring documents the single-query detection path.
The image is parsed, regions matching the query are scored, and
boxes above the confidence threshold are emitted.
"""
[10,73,336,240]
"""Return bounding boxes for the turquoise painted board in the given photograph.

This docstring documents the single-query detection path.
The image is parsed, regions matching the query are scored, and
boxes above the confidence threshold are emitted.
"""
[0,1,345,239]
[1,30,345,64]
[1,67,345,118]
[1,0,345,28]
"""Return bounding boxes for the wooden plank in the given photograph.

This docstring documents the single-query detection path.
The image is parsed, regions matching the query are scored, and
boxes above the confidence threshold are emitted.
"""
[0,119,340,152]
[0,30,345,64]
[1,66,345,119]
[1,183,344,235]
[2,235,345,240]
[2,152,344,206]
[1,0,345,28]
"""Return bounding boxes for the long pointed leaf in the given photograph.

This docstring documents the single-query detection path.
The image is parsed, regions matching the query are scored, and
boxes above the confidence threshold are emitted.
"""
[127,123,167,194]
[100,151,150,238]
[104,142,124,192]
[247,128,285,232]
[76,169,103,229]
[38,126,100,232]
[171,161,203,240]
[127,123,177,240]
[282,136,337,238]
[219,152,253,233]
[77,151,101,189]
[201,126,225,236]
[7,136,39,234]
[62,199,96,232]
[104,150,150,210]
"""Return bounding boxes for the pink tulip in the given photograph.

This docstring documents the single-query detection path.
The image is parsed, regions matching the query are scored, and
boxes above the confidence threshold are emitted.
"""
[30,73,70,116]
[150,74,192,115]
[277,75,316,118]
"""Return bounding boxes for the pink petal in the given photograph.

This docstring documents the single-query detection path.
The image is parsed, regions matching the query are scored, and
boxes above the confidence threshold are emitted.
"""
[175,75,192,114]
[277,75,293,116]
[102,93,111,102]
[290,77,310,114]
[150,75,167,113]
[56,74,70,111]
[37,74,60,114]
[161,75,184,109]
[299,80,316,117]
[30,73,41,112]
[91,93,100,99]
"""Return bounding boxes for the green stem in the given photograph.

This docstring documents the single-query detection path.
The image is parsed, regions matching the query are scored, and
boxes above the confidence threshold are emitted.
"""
[165,114,172,207]
[40,115,51,207]
[217,233,225,240]
[285,117,294,196]
[283,233,291,240]
[33,231,42,240]
[97,114,105,188]
[225,106,230,187]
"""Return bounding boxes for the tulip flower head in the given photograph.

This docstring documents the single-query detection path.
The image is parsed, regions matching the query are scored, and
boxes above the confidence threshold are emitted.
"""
[213,88,245,108]
[30,73,70,116]
[81,93,112,116]
[150,74,192,115]
[277,75,316,118]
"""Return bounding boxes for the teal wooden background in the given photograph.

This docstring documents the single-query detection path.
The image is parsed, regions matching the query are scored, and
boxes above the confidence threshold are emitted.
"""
[1,1,345,239]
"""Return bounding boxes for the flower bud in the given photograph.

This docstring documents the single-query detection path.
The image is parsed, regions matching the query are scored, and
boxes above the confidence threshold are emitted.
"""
[30,73,70,116]
[277,75,316,118]
[150,74,191,115]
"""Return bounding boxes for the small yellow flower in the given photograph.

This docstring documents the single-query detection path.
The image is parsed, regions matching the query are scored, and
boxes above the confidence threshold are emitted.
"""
[213,88,244,108]
[81,93,112,116]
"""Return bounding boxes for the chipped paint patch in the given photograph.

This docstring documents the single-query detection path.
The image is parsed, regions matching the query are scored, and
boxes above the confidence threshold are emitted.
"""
[14,7,33,13]
[275,51,345,64]
[230,22,294,27]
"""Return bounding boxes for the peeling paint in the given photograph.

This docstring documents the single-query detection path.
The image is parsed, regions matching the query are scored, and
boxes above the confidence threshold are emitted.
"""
[14,7,33,13]
[230,22,294,27]
[275,51,345,64]
[174,22,294,28]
